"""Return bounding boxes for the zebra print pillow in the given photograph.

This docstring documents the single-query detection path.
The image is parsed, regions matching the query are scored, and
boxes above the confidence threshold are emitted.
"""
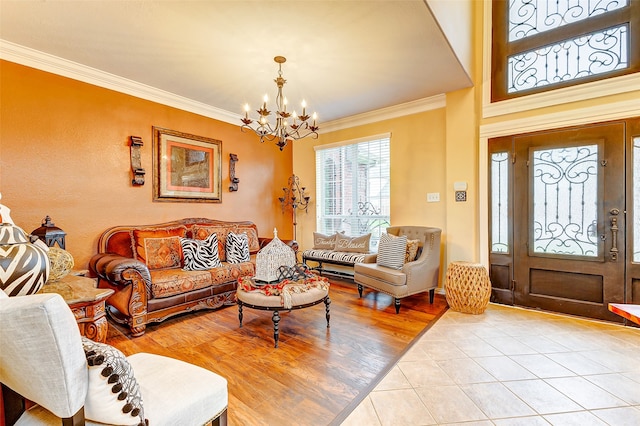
[376,233,407,270]
[226,231,250,264]
[180,233,222,271]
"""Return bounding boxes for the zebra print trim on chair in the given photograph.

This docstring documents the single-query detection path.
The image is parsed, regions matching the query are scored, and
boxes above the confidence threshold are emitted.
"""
[226,232,250,264]
[180,233,222,271]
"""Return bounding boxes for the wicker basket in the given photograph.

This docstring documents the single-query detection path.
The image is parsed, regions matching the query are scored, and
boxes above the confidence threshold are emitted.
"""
[445,261,491,314]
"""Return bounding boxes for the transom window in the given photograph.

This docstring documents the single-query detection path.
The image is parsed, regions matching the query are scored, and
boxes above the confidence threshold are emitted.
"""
[492,0,639,101]
[315,134,391,251]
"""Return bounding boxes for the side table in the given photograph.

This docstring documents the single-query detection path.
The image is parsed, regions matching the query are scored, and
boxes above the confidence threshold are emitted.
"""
[39,274,114,343]
[445,261,491,314]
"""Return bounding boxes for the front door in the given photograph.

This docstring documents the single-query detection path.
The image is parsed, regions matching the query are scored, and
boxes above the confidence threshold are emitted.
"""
[489,118,640,322]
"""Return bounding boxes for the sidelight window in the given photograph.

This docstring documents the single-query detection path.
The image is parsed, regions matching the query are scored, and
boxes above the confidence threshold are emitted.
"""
[634,136,640,263]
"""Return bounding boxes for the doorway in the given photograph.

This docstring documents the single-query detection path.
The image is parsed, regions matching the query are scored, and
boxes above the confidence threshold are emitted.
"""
[488,118,640,321]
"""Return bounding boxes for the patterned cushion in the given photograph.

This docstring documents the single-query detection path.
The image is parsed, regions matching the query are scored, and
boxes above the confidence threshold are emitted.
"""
[334,233,371,253]
[143,236,183,270]
[302,249,369,265]
[236,225,260,253]
[377,233,407,269]
[180,233,222,271]
[313,232,337,249]
[149,263,255,298]
[132,226,187,269]
[405,239,420,263]
[226,231,250,264]
[82,337,147,426]
[191,225,230,262]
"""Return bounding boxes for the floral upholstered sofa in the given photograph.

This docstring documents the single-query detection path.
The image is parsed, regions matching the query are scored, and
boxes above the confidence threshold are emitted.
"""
[89,218,294,336]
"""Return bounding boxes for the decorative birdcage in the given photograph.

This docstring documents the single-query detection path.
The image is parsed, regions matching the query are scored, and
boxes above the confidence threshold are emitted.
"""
[254,229,296,283]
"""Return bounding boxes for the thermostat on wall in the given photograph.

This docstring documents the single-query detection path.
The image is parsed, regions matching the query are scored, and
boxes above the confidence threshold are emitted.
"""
[454,181,468,191]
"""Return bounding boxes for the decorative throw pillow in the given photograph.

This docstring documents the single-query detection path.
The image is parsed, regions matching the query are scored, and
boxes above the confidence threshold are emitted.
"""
[334,233,371,253]
[405,239,420,263]
[313,232,337,250]
[191,225,229,262]
[226,231,250,264]
[377,233,408,270]
[180,233,222,271]
[142,236,182,270]
[236,225,260,253]
[132,226,187,269]
[81,337,148,426]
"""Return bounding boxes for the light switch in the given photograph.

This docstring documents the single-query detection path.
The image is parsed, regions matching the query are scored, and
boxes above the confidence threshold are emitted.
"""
[427,192,440,202]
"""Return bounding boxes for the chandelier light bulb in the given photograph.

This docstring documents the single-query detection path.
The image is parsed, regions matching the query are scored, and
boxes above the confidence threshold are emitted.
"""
[240,56,319,151]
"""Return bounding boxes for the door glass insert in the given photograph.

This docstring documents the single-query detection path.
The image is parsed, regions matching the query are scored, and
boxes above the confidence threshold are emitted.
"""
[491,152,510,253]
[532,145,598,257]
[634,137,640,262]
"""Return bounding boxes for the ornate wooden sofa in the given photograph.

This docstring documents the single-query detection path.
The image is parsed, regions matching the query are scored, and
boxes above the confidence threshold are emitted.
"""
[89,218,294,337]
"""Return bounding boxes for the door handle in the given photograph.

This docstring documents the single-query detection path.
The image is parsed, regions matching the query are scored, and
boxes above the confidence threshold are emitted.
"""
[609,208,619,261]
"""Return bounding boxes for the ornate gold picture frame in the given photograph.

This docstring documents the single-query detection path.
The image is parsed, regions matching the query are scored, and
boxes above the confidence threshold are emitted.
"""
[153,127,222,203]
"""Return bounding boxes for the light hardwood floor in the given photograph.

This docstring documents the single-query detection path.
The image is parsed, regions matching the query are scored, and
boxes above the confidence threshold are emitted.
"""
[106,278,448,425]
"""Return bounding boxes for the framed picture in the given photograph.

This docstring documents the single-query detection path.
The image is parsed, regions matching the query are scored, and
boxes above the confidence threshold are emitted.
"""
[153,127,222,203]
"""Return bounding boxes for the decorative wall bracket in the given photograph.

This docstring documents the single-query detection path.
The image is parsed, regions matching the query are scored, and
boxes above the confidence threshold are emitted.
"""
[130,136,145,186]
[229,153,239,192]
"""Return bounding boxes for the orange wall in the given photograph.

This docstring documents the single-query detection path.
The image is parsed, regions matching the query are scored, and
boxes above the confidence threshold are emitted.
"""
[0,60,293,269]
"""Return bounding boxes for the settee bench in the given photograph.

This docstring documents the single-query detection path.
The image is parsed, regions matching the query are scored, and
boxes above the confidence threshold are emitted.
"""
[301,249,376,279]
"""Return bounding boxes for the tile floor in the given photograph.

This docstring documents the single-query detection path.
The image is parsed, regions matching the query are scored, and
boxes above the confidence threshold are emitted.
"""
[342,303,640,426]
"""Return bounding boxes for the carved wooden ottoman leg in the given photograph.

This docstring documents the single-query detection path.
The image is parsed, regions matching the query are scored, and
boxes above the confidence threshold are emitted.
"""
[357,284,363,297]
[238,301,244,327]
[324,296,331,328]
[272,310,280,348]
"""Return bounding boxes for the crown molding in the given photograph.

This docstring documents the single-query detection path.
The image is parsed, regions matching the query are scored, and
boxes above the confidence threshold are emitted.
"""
[480,98,640,139]
[318,95,447,133]
[1,40,447,131]
[0,40,241,125]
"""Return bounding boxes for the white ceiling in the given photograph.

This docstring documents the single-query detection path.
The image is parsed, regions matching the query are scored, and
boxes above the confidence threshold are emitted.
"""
[0,0,472,126]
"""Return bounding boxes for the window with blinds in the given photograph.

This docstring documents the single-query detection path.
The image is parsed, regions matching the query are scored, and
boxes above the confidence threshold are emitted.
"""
[315,134,391,251]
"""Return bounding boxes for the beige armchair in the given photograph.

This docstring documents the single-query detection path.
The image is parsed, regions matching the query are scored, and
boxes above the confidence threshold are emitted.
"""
[354,226,442,313]
[0,291,228,425]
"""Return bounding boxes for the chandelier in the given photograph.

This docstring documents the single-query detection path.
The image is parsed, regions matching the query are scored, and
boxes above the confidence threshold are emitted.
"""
[241,56,319,151]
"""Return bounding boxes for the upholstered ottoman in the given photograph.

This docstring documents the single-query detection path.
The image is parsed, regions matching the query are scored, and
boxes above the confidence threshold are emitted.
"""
[236,276,330,347]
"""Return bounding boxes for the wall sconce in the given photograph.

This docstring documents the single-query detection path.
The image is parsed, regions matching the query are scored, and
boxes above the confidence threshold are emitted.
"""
[278,175,310,242]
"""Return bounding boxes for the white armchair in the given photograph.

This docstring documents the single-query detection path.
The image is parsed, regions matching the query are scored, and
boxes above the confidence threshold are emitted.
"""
[0,291,228,425]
